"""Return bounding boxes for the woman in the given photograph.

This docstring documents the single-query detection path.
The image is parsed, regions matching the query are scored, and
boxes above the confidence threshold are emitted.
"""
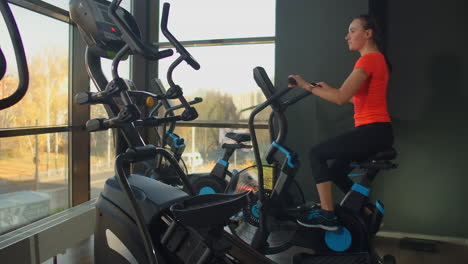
[288,15,394,231]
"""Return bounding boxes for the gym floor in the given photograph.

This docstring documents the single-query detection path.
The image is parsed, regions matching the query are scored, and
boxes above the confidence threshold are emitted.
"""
[42,235,468,264]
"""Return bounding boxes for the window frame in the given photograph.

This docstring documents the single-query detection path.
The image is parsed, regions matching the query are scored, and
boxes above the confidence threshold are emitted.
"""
[0,0,86,208]
[154,2,276,128]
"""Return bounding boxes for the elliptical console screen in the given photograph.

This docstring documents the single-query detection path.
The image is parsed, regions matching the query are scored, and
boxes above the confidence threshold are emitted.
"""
[70,0,140,59]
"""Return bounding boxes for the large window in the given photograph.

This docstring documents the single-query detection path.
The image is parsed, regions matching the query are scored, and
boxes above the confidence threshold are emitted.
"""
[0,3,69,234]
[172,127,271,174]
[0,133,69,234]
[40,0,68,10]
[158,0,275,41]
[158,44,275,122]
[40,0,131,12]
[157,0,276,172]
[0,5,69,128]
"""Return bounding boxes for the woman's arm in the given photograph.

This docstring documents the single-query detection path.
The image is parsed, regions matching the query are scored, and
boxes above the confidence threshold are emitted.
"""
[289,68,368,105]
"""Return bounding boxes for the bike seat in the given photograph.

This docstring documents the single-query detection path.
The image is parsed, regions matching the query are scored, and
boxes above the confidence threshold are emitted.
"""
[170,191,250,228]
[367,148,397,161]
[225,132,251,143]
[353,148,398,170]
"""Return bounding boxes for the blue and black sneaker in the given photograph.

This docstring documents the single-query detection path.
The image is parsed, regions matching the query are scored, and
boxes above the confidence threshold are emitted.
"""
[297,209,338,231]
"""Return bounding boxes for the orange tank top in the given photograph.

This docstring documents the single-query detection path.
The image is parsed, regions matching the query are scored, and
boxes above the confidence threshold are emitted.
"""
[353,52,391,127]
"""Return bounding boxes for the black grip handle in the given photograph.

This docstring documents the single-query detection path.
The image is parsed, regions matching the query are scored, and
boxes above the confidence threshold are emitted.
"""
[123,145,159,162]
[288,77,320,87]
[75,91,109,105]
[75,92,91,105]
[86,118,107,132]
[184,54,201,70]
[191,97,203,104]
[156,48,174,60]
[86,117,125,132]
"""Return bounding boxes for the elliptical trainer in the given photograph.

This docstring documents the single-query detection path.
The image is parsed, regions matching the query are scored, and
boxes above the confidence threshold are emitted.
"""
[70,1,276,263]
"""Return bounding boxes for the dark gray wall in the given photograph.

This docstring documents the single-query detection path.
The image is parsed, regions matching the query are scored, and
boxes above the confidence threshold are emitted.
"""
[375,0,468,238]
[275,1,367,200]
[276,0,468,238]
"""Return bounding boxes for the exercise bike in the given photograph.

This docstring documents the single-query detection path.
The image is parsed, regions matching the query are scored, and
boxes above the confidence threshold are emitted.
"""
[148,78,253,193]
[70,1,277,263]
[228,66,398,264]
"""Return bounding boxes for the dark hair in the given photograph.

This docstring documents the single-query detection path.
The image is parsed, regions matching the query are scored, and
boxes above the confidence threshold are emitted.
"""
[354,14,392,72]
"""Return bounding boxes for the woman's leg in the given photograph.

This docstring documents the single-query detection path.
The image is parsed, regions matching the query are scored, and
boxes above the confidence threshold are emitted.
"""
[298,123,393,230]
[316,181,334,211]
[328,159,354,194]
[315,159,355,211]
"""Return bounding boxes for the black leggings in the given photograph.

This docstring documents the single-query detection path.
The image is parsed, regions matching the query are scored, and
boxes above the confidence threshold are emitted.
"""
[309,122,394,193]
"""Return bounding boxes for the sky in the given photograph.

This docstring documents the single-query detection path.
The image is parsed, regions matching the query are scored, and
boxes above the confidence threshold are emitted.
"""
[155,0,277,95]
[1,0,276,96]
[0,4,69,74]
[158,0,275,41]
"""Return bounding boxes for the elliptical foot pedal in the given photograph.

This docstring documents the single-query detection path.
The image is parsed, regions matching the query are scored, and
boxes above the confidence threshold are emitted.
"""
[292,252,371,264]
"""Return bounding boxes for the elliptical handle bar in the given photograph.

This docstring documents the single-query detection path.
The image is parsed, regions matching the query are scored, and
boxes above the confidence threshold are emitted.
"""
[0,0,29,110]
[108,0,173,61]
[282,90,312,106]
[161,3,200,70]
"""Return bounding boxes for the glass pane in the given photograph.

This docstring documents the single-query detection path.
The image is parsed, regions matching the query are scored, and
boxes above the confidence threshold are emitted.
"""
[0,6,69,128]
[170,127,270,174]
[158,44,274,122]
[89,58,130,199]
[90,130,115,199]
[0,133,69,235]
[41,0,132,12]
[159,0,275,41]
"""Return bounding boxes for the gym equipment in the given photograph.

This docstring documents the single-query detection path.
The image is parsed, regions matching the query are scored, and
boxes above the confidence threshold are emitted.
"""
[0,0,29,110]
[228,66,398,264]
[70,1,276,263]
[147,81,203,164]
[148,78,253,194]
